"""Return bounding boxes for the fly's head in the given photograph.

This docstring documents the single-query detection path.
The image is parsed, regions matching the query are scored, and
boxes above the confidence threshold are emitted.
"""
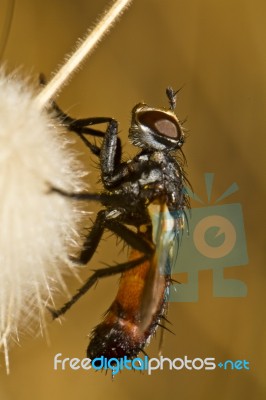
[128,87,185,152]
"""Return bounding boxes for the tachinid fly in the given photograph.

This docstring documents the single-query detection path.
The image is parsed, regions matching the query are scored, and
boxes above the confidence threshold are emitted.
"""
[50,87,189,362]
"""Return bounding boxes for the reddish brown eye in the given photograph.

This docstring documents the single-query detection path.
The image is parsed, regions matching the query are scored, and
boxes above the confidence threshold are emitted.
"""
[154,119,177,138]
[139,110,181,140]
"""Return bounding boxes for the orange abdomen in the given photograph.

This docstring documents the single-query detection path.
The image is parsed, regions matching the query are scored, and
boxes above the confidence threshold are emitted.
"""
[87,249,170,360]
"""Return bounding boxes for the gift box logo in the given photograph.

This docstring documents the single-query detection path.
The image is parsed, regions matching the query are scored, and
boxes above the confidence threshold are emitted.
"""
[170,173,249,302]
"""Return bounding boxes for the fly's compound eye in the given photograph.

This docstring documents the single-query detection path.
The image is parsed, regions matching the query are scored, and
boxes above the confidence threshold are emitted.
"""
[138,110,184,149]
[129,103,185,151]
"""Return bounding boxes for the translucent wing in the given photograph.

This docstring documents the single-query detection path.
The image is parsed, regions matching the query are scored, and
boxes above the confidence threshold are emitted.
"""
[139,201,184,331]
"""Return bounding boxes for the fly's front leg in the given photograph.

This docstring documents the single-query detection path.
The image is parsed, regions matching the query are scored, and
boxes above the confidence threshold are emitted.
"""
[40,75,112,156]
[52,101,113,136]
[100,120,132,189]
[100,120,157,189]
[52,101,113,156]
[100,119,120,179]
[67,115,115,157]
[52,103,128,185]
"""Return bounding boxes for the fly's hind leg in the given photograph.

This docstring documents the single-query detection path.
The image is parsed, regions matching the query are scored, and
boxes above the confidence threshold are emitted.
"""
[49,255,148,319]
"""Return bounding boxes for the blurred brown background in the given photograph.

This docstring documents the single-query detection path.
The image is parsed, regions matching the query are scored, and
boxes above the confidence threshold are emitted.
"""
[0,0,265,399]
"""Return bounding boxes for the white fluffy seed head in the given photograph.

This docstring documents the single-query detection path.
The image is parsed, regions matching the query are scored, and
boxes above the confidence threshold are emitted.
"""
[0,70,86,371]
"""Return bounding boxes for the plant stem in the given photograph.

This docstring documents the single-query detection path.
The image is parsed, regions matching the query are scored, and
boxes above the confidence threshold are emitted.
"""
[35,0,133,109]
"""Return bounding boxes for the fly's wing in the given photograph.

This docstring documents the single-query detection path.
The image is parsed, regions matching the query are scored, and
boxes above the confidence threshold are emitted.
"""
[171,207,188,270]
[139,201,182,331]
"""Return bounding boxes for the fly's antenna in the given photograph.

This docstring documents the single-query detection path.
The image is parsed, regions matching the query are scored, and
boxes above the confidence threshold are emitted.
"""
[166,87,176,110]
[0,0,15,59]
[166,85,185,111]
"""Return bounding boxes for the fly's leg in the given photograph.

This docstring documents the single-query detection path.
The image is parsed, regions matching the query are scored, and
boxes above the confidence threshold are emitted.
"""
[52,103,133,189]
[50,187,154,260]
[72,209,153,266]
[51,101,114,156]
[49,190,154,316]
[72,210,106,265]
[52,101,113,136]
[58,111,132,189]
[49,255,148,319]
[97,118,169,191]
[39,75,111,155]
